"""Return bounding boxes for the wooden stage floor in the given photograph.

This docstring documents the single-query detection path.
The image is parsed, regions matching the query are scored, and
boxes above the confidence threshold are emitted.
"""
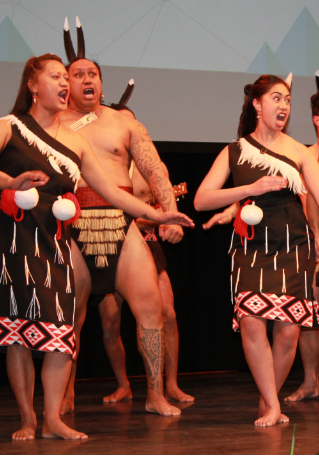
[1,370,319,455]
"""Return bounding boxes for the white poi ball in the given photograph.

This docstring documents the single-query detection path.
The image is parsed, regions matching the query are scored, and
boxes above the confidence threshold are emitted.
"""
[14,188,39,210]
[241,202,263,225]
[52,196,76,221]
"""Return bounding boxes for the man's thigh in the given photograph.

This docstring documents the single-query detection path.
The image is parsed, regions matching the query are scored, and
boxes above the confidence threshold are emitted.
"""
[115,221,162,318]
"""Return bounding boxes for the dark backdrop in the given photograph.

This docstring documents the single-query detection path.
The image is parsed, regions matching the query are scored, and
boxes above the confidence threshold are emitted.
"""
[0,141,303,382]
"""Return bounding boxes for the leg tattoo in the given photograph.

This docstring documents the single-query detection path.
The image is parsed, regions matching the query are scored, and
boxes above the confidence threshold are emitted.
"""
[137,324,164,395]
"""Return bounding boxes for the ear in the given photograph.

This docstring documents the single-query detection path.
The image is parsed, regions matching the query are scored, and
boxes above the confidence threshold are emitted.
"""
[252,98,261,113]
[313,116,319,128]
[284,72,293,88]
[27,79,37,94]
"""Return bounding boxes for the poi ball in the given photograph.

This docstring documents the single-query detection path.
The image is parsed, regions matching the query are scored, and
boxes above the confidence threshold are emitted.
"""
[52,196,76,221]
[14,188,39,210]
[241,202,263,225]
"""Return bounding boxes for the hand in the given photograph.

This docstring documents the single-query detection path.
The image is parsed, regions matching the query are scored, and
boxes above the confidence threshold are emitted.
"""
[10,171,49,191]
[203,211,233,230]
[157,211,194,228]
[158,224,184,243]
[249,176,287,196]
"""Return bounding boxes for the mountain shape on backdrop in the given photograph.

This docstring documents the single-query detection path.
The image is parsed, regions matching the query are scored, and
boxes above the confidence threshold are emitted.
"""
[246,42,286,75]
[0,16,33,62]
[275,7,319,76]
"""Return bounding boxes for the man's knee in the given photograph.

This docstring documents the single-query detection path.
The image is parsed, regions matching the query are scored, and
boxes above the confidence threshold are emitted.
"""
[163,306,177,326]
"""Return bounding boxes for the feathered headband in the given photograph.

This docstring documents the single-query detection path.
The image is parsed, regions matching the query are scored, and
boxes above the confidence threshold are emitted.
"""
[118,79,135,105]
[315,70,319,91]
[64,16,85,63]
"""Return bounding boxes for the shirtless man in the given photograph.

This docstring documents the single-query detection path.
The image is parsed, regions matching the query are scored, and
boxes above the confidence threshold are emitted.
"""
[100,126,194,403]
[59,58,186,416]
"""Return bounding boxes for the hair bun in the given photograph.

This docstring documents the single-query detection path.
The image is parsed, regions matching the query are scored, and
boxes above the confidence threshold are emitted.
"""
[311,92,319,107]
[244,84,253,96]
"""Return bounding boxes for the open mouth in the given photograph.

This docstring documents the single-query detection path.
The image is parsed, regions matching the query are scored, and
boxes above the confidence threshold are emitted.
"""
[84,88,95,99]
[277,113,286,122]
[58,90,68,103]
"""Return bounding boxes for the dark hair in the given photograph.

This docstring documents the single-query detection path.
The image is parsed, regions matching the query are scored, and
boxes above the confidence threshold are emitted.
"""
[11,54,63,116]
[310,91,319,136]
[109,103,135,118]
[237,74,290,138]
[66,58,103,82]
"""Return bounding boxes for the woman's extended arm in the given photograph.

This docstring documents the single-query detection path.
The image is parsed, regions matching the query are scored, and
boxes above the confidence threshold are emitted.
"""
[80,138,194,227]
[194,147,287,211]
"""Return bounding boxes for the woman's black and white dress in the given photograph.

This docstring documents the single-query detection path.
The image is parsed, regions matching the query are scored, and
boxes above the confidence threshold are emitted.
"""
[229,135,318,331]
[0,114,81,357]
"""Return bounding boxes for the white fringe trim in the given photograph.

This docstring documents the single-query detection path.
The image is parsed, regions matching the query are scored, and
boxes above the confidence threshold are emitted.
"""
[10,222,16,254]
[235,268,241,294]
[230,274,233,304]
[0,254,12,284]
[265,227,268,254]
[251,250,257,267]
[231,249,236,272]
[306,225,311,259]
[10,286,18,317]
[66,265,71,293]
[44,260,51,288]
[66,240,73,269]
[296,246,299,273]
[282,269,286,293]
[260,268,263,293]
[56,292,65,322]
[305,271,308,298]
[238,138,306,195]
[35,227,40,257]
[286,224,289,254]
[3,115,81,191]
[228,229,234,254]
[72,297,76,327]
[54,235,64,264]
[25,288,41,319]
[24,256,35,285]
[274,251,278,271]
[244,237,247,255]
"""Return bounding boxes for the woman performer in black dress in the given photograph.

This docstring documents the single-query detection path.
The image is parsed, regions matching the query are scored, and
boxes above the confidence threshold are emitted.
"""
[0,54,193,440]
[194,74,319,427]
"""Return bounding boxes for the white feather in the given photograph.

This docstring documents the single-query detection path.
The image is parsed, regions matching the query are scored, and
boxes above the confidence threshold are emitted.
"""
[4,115,81,190]
[64,17,69,31]
[238,138,306,195]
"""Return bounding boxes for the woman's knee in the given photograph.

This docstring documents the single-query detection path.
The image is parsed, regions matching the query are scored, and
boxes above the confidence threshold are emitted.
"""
[275,325,300,351]
[240,317,268,344]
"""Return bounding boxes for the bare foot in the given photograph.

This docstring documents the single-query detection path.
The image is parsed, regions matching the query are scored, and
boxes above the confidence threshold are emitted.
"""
[103,386,133,403]
[12,414,37,440]
[254,406,282,427]
[284,382,319,402]
[258,399,288,423]
[165,385,195,403]
[42,417,88,440]
[60,397,74,415]
[146,393,181,416]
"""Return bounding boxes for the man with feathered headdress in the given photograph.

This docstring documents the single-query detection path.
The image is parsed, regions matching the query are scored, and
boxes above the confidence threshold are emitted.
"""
[59,17,190,416]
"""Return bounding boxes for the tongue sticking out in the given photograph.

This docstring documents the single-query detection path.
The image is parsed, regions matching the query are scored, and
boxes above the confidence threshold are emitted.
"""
[58,90,67,102]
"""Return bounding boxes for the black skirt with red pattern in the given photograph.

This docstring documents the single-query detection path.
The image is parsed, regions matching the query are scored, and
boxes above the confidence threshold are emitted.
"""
[228,135,318,331]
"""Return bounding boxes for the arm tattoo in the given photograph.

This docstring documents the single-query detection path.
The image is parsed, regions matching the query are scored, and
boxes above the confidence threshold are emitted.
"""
[131,122,177,212]
[137,324,164,395]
